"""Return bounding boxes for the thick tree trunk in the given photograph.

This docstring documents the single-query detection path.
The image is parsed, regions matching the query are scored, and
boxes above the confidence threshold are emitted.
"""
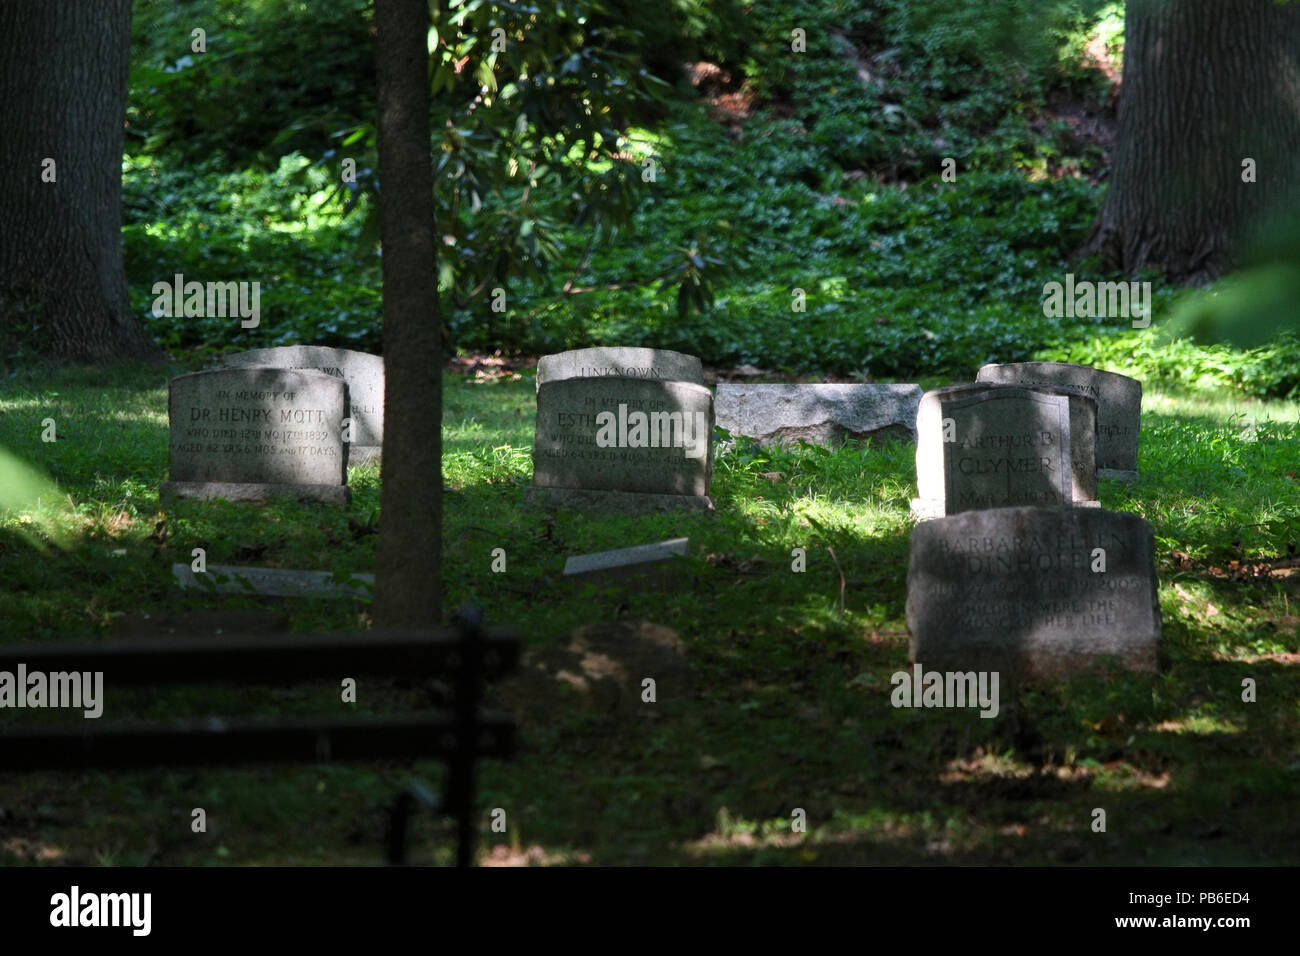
[0,0,163,363]
[1082,0,1300,283]
[373,0,442,628]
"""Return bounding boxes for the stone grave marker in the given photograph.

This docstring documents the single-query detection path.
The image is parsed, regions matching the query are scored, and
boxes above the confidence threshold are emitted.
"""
[160,367,350,504]
[912,383,1097,518]
[527,377,714,513]
[173,563,374,600]
[563,538,689,586]
[219,345,384,462]
[714,383,922,448]
[976,361,1141,480]
[906,505,1161,679]
[535,347,703,390]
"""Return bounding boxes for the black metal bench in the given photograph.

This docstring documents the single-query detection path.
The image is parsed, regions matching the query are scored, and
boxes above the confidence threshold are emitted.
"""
[0,608,519,866]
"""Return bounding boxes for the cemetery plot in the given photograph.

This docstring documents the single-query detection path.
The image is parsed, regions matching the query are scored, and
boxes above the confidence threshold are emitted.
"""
[906,505,1161,679]
[714,383,922,448]
[219,346,385,461]
[912,383,1097,518]
[160,367,350,504]
[976,361,1141,480]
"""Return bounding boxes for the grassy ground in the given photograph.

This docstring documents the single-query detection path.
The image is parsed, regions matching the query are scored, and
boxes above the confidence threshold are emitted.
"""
[0,361,1297,865]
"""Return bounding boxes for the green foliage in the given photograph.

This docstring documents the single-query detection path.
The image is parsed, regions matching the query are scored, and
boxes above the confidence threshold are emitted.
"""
[122,155,382,354]
[1164,205,1300,351]
[128,0,376,167]
[5,366,1300,864]
[732,0,1119,181]
[1043,329,1300,400]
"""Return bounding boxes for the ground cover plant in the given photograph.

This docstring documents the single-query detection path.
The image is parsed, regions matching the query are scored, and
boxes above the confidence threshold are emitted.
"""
[1,362,1297,865]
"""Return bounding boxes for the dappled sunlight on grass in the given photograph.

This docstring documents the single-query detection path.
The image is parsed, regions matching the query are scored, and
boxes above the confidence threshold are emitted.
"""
[2,365,1299,864]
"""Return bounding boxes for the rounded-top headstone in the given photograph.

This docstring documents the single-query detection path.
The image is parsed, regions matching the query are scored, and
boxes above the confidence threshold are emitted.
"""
[531,376,714,510]
[535,347,703,391]
[976,361,1140,480]
[219,346,384,458]
[913,382,1097,518]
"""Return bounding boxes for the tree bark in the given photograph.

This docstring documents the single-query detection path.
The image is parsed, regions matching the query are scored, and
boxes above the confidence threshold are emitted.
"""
[1082,0,1300,283]
[373,0,442,628]
[0,0,163,363]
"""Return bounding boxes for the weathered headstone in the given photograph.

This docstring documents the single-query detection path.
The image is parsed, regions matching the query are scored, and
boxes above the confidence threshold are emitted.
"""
[527,377,714,513]
[976,361,1141,480]
[906,506,1161,679]
[219,346,384,462]
[160,368,350,504]
[563,538,689,585]
[912,383,1097,519]
[715,383,922,448]
[535,347,703,390]
[173,563,373,600]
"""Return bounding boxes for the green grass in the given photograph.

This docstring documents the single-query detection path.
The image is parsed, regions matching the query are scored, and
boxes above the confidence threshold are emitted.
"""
[1,364,1297,865]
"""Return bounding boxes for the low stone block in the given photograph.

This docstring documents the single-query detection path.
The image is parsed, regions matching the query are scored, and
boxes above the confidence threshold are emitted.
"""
[714,383,922,448]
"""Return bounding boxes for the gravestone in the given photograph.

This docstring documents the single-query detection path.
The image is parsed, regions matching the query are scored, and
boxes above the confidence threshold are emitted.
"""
[906,506,1161,679]
[173,563,374,600]
[714,383,922,448]
[912,383,1097,519]
[160,368,350,504]
[535,347,703,390]
[976,361,1141,480]
[527,377,714,513]
[563,538,689,586]
[219,346,384,462]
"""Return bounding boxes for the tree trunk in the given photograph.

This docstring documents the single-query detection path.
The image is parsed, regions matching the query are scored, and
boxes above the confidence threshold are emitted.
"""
[373,0,443,629]
[0,0,163,363]
[1082,0,1300,283]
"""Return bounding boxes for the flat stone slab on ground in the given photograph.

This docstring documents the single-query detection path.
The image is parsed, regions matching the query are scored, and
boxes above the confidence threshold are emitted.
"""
[532,376,714,500]
[165,367,349,502]
[160,480,351,505]
[564,538,689,582]
[536,347,703,389]
[525,486,714,514]
[173,563,374,600]
[912,383,1097,518]
[715,383,922,448]
[906,505,1160,679]
[976,361,1141,480]
[219,345,384,461]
